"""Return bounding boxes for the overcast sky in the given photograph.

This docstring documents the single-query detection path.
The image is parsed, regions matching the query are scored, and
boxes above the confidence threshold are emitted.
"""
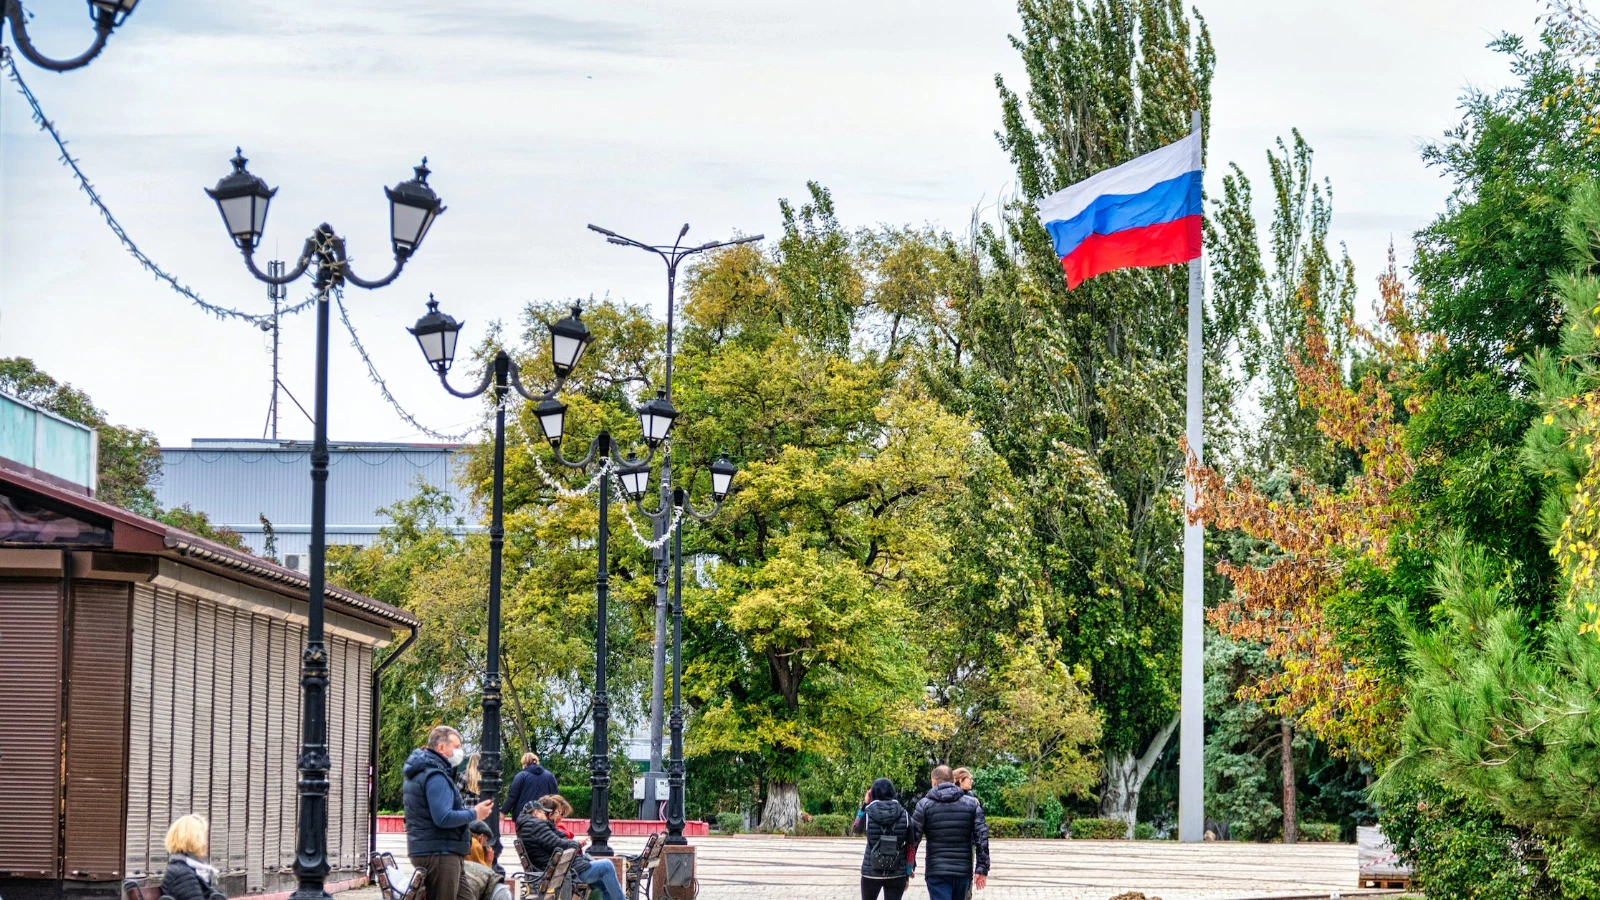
[0,1,1537,446]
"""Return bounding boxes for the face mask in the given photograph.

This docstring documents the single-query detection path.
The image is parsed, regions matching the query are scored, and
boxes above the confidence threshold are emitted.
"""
[449,747,465,767]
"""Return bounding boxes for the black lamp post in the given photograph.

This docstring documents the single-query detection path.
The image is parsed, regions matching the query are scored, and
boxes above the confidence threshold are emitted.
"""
[2,0,137,71]
[408,298,592,857]
[207,148,442,900]
[410,296,667,859]
[587,223,760,821]
[618,454,736,846]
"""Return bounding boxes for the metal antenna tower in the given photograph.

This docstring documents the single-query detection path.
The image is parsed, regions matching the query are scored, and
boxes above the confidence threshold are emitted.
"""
[262,260,285,440]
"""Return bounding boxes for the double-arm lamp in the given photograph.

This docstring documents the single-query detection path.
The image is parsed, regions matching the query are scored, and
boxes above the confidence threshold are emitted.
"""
[409,296,732,858]
[204,148,443,900]
[3,0,138,71]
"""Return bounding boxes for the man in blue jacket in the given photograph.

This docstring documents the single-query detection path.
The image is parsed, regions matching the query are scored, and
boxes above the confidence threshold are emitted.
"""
[503,752,560,824]
[404,726,494,900]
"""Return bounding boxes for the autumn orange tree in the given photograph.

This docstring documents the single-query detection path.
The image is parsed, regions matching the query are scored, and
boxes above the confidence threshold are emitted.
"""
[1189,252,1434,761]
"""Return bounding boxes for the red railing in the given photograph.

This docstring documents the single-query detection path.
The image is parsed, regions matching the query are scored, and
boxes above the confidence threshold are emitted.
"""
[375,815,707,837]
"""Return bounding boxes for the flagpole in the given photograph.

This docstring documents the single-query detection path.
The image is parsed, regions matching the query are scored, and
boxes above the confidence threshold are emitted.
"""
[1178,107,1206,843]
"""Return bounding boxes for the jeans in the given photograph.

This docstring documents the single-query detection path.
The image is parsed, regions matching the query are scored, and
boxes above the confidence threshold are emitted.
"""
[861,875,909,900]
[577,861,625,900]
[925,875,972,900]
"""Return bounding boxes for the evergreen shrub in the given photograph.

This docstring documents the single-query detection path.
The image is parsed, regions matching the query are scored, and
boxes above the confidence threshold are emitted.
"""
[795,814,853,836]
[986,817,1051,838]
[715,812,744,834]
[1299,823,1341,843]
[1069,818,1128,839]
[1133,822,1156,840]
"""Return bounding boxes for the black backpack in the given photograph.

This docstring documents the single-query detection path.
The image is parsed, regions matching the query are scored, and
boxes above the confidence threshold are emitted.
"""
[868,807,907,877]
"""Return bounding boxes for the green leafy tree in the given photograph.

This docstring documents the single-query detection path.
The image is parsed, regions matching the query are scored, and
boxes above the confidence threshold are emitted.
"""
[992,640,1102,819]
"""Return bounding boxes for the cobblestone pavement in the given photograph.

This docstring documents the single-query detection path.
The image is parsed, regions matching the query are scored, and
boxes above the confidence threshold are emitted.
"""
[376,833,1381,900]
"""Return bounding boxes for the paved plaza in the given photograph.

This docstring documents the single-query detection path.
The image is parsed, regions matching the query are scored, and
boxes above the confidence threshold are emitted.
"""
[375,833,1385,900]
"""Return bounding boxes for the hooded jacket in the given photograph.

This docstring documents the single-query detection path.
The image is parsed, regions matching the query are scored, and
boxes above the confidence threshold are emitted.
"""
[852,798,911,879]
[403,746,474,857]
[504,764,559,822]
[514,811,592,878]
[910,781,991,879]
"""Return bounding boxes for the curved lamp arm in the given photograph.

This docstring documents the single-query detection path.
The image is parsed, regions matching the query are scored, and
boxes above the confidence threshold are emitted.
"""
[438,362,494,400]
[242,236,315,285]
[341,243,410,290]
[679,485,724,521]
[4,2,113,72]
[550,432,658,471]
[507,359,565,403]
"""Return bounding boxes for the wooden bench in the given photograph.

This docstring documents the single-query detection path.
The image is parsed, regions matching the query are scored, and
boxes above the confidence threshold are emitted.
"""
[623,833,664,900]
[371,852,427,900]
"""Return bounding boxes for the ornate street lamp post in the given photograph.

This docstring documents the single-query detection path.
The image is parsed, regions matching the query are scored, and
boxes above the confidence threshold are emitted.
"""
[206,148,443,900]
[410,297,669,858]
[408,299,592,856]
[586,223,760,821]
[2,0,138,71]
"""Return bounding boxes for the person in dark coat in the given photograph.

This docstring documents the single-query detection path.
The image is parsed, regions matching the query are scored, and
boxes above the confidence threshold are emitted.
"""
[503,752,559,823]
[909,765,991,900]
[403,726,494,900]
[851,778,913,900]
[514,801,625,900]
[161,815,225,900]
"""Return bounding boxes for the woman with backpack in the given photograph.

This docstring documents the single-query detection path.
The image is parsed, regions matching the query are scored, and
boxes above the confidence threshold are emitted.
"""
[851,777,912,900]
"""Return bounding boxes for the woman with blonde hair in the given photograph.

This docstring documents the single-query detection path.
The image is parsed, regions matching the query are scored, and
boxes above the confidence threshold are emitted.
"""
[161,815,225,900]
[458,752,482,802]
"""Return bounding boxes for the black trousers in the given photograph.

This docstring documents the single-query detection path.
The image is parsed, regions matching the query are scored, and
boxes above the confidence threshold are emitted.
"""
[861,876,909,900]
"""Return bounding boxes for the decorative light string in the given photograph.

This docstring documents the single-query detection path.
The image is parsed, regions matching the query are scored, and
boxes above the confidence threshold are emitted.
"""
[332,286,481,442]
[617,494,684,551]
[528,453,611,500]
[2,47,315,326]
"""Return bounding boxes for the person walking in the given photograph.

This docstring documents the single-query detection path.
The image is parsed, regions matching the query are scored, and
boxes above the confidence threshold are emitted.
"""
[404,725,494,900]
[160,815,225,900]
[852,778,912,900]
[504,752,559,822]
[909,765,990,900]
[515,800,625,900]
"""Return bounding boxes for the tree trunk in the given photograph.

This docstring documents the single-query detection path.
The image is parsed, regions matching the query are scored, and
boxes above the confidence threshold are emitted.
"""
[759,781,802,833]
[1097,713,1180,837]
[1280,718,1297,844]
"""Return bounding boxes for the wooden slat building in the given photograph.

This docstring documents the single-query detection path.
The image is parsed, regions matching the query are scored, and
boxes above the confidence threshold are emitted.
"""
[0,464,418,900]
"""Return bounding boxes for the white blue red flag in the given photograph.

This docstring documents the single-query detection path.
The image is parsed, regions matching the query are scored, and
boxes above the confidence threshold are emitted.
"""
[1037,132,1202,288]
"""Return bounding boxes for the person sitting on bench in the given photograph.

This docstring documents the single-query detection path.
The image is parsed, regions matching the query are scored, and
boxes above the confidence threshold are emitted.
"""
[514,800,625,900]
[463,820,513,900]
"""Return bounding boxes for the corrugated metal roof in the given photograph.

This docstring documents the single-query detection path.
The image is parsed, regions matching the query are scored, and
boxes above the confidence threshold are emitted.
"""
[155,439,480,556]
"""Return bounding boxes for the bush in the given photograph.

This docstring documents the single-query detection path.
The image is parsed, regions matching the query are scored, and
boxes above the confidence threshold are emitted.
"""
[986,817,1051,839]
[1298,823,1341,843]
[555,786,590,819]
[1038,798,1065,838]
[971,765,1025,818]
[1133,822,1155,840]
[1069,818,1128,839]
[795,813,853,837]
[715,811,744,834]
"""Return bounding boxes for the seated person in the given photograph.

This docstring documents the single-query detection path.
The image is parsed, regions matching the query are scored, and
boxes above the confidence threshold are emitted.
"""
[515,800,625,900]
[542,795,577,841]
[462,820,513,900]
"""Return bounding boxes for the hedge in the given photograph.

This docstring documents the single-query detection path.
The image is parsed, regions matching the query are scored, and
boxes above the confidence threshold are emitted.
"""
[1298,823,1341,843]
[795,813,854,837]
[1133,822,1156,840]
[714,812,744,834]
[986,817,1052,839]
[1069,817,1129,839]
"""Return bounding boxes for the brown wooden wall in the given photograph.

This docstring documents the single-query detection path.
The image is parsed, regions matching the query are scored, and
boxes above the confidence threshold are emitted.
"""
[0,580,65,878]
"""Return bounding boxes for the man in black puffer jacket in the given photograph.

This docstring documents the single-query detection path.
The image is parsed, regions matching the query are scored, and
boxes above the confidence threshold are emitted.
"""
[909,765,990,900]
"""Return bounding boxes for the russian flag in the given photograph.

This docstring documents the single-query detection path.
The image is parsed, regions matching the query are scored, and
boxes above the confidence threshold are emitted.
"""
[1037,132,1202,289]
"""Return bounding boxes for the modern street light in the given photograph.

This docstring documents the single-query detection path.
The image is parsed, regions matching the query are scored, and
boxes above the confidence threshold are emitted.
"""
[587,222,761,823]
[622,454,737,852]
[407,296,592,859]
[410,295,665,859]
[2,0,138,71]
[207,148,442,900]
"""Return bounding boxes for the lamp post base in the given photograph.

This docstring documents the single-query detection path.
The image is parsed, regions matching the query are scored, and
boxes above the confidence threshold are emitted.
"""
[655,844,697,900]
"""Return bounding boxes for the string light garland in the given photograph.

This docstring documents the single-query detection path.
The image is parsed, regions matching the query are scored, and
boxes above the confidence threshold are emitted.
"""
[2,47,316,326]
[332,287,480,442]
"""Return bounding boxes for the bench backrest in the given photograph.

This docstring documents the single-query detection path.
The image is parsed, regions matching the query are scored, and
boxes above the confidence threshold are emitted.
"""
[535,848,575,900]
[400,864,428,900]
[513,837,535,874]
